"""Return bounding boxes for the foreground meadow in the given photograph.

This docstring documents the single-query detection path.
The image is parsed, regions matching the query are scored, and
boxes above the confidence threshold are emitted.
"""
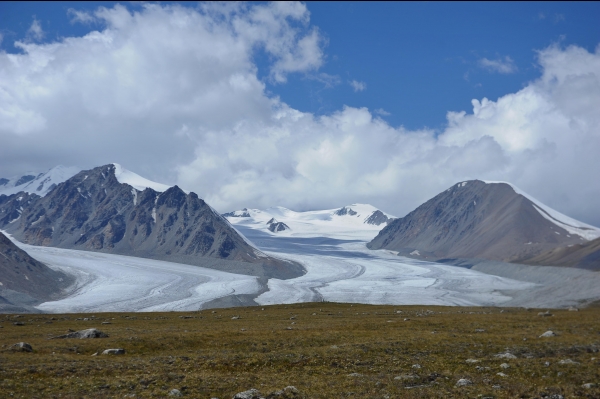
[1,303,599,398]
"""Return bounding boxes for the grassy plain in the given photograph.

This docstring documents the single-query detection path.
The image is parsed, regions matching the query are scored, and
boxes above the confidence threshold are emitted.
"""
[1,303,599,398]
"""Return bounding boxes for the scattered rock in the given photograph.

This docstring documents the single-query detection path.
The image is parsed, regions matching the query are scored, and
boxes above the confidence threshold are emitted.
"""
[540,330,557,338]
[466,358,479,363]
[538,311,553,317]
[455,378,473,387]
[91,352,98,356]
[101,321,111,325]
[169,388,183,397]
[582,383,596,388]
[500,363,510,369]
[558,359,580,365]
[102,348,125,355]
[494,352,517,359]
[496,372,508,377]
[492,385,502,389]
[347,373,363,377]
[9,342,32,352]
[13,322,24,326]
[394,374,417,380]
[568,307,579,311]
[51,328,108,339]
[231,316,241,320]
[233,389,262,399]
[412,364,421,369]
[474,328,486,333]
[269,386,299,397]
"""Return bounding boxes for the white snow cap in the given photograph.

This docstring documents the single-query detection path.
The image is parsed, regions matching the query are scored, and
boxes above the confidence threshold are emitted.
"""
[484,180,600,241]
[112,163,174,193]
[0,165,79,197]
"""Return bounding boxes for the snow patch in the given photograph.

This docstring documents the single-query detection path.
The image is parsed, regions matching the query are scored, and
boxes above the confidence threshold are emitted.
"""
[131,189,138,206]
[410,250,420,256]
[112,163,177,193]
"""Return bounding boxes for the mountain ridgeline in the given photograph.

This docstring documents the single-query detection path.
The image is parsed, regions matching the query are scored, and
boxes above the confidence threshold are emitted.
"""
[368,180,600,269]
[0,164,302,279]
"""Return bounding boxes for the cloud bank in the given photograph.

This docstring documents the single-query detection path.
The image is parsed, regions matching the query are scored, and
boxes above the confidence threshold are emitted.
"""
[1,3,599,226]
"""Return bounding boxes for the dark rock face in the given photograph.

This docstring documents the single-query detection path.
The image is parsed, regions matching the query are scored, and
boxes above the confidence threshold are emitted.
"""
[0,192,40,227]
[364,210,393,226]
[15,175,36,187]
[268,222,290,233]
[334,206,357,216]
[1,164,303,279]
[222,208,251,218]
[368,180,589,264]
[0,178,9,187]
[0,231,71,305]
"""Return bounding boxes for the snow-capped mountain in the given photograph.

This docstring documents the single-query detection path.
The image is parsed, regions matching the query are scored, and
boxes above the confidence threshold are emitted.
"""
[223,204,395,240]
[368,180,600,266]
[0,165,80,197]
[0,164,302,279]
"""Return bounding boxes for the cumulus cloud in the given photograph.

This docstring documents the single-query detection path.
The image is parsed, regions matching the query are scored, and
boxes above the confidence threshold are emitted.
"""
[374,108,390,116]
[478,56,517,74]
[67,9,96,24]
[1,3,599,226]
[349,79,367,92]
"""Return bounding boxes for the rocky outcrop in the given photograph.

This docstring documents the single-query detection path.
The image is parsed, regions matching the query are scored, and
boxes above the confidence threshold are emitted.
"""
[364,210,393,226]
[368,180,597,265]
[334,206,357,216]
[1,165,303,279]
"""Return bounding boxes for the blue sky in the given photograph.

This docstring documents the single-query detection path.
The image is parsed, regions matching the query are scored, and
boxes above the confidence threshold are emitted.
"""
[1,2,599,225]
[2,2,598,130]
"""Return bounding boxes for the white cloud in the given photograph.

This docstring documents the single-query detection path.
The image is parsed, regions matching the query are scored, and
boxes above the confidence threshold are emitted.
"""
[1,3,599,227]
[67,9,96,24]
[374,108,390,116]
[349,79,367,92]
[478,56,517,74]
[27,17,44,41]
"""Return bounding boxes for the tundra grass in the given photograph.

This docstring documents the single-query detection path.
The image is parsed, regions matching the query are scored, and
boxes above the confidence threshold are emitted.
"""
[1,303,599,398]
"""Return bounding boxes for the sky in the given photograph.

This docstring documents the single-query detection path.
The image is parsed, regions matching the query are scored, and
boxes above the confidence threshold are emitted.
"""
[1,2,600,225]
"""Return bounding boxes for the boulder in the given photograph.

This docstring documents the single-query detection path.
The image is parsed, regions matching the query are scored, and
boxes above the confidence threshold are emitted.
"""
[169,389,183,397]
[102,348,125,355]
[233,389,263,399]
[455,378,473,387]
[539,330,557,338]
[52,328,108,339]
[494,352,517,359]
[10,342,32,352]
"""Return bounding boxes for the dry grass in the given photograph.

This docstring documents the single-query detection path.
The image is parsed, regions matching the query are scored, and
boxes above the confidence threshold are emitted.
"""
[1,303,599,398]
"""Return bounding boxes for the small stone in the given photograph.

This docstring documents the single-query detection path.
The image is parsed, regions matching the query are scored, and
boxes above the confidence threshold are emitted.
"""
[496,372,508,377]
[412,364,421,369]
[404,318,410,321]
[233,388,261,399]
[538,311,553,317]
[492,385,502,389]
[13,322,24,326]
[231,316,240,320]
[582,383,596,388]
[455,378,473,387]
[544,361,550,366]
[539,330,557,338]
[500,363,510,369]
[169,389,183,397]
[558,359,580,365]
[91,352,98,356]
[494,352,517,359]
[10,342,32,352]
[474,328,486,332]
[394,374,417,380]
[568,307,579,311]
[348,373,363,377]
[101,321,111,325]
[466,358,479,363]
[102,348,125,355]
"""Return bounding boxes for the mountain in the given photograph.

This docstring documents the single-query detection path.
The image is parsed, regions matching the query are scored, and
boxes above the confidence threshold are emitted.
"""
[0,165,80,197]
[0,231,72,312]
[367,180,600,266]
[223,204,395,240]
[0,164,302,279]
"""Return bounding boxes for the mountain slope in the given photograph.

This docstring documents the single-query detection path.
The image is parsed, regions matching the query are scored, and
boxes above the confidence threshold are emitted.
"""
[367,180,600,266]
[0,231,71,312]
[0,164,302,279]
[522,237,600,270]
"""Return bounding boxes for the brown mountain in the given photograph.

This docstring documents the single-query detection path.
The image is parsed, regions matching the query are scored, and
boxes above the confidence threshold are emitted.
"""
[367,180,600,268]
